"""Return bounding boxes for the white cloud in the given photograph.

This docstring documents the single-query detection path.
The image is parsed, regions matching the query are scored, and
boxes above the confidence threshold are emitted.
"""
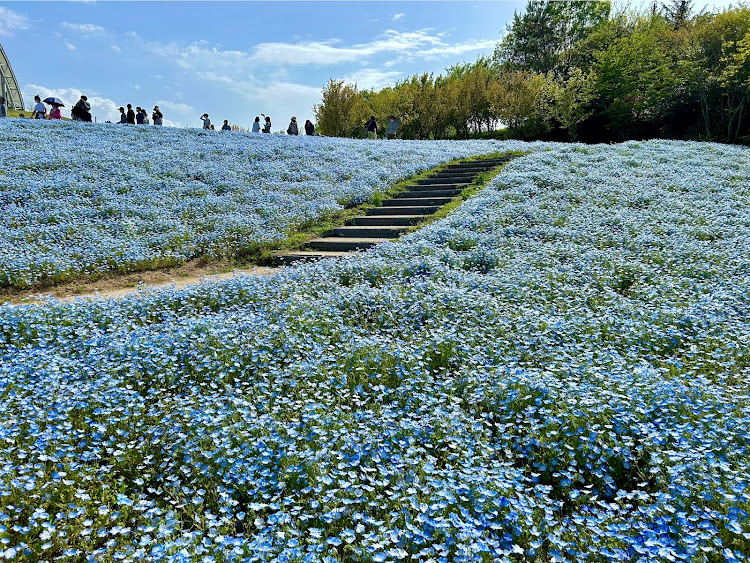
[155,100,194,114]
[61,22,105,34]
[415,39,498,59]
[110,45,121,53]
[250,30,444,65]
[23,84,124,123]
[340,68,403,90]
[64,42,77,51]
[248,30,495,66]
[393,13,405,20]
[0,6,30,36]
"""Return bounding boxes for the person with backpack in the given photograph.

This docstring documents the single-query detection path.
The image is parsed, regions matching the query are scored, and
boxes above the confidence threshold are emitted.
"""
[365,115,377,139]
[304,119,315,136]
[287,116,298,135]
[261,114,271,133]
[152,106,163,125]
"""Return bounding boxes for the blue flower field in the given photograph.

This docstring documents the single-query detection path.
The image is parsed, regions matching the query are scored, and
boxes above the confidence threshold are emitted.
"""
[0,120,529,289]
[1,127,749,561]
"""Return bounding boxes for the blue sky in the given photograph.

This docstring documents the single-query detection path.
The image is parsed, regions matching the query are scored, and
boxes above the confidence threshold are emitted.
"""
[0,1,739,129]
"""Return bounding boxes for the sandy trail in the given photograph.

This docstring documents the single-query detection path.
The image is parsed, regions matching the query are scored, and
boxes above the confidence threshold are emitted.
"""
[5,266,280,305]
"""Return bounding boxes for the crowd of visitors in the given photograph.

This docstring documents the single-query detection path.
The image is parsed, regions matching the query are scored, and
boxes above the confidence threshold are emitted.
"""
[1,92,401,138]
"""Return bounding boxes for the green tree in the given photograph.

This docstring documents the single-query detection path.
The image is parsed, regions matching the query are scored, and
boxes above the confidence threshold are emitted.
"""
[550,67,596,140]
[313,79,368,137]
[496,0,611,76]
[489,70,555,138]
[593,14,689,139]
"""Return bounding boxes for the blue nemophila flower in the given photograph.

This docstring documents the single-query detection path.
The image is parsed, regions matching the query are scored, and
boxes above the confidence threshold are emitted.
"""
[1,138,750,560]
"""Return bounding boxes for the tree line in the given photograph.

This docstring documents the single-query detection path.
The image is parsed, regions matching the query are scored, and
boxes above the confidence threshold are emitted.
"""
[314,1,750,144]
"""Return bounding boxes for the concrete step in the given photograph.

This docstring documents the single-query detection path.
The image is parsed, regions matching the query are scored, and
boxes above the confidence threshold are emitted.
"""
[447,159,508,166]
[382,196,456,207]
[331,225,410,238]
[352,215,424,226]
[308,238,385,252]
[367,205,440,216]
[408,183,468,191]
[277,251,348,265]
[395,188,462,198]
[416,177,476,185]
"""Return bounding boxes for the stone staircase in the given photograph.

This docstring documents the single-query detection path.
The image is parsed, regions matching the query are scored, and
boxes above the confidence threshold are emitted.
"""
[276,156,514,265]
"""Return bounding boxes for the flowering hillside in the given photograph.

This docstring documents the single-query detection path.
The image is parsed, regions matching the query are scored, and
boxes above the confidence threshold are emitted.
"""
[1,140,749,561]
[0,120,530,289]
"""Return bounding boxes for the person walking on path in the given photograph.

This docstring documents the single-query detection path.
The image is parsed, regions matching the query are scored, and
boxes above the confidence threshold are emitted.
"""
[386,115,400,140]
[126,104,135,124]
[0,96,6,118]
[201,113,211,129]
[48,104,62,120]
[251,116,261,133]
[261,114,271,133]
[72,96,92,122]
[287,116,298,135]
[304,119,315,136]
[136,107,145,125]
[365,115,378,139]
[118,107,127,124]
[33,95,47,119]
[152,106,163,125]
[221,119,231,131]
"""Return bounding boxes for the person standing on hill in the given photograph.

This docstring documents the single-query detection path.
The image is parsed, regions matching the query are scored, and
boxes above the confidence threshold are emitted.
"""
[365,115,378,139]
[261,114,271,133]
[33,95,47,119]
[304,119,315,136]
[118,107,127,124]
[251,116,261,133]
[126,104,135,124]
[0,96,7,118]
[201,113,211,129]
[152,106,163,125]
[386,115,400,139]
[72,96,92,122]
[221,119,231,131]
[287,116,298,135]
[48,104,62,120]
[136,107,145,124]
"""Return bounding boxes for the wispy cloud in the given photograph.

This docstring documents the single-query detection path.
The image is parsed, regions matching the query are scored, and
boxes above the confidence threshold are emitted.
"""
[155,101,195,114]
[249,30,495,66]
[250,30,445,65]
[393,13,405,21]
[64,42,77,51]
[340,68,403,90]
[61,22,105,34]
[0,6,30,36]
[110,45,121,53]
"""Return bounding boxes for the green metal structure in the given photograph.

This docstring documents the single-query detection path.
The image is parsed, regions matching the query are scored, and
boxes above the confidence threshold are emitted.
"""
[0,43,24,110]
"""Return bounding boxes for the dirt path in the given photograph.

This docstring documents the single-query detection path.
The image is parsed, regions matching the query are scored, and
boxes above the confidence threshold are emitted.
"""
[3,264,280,305]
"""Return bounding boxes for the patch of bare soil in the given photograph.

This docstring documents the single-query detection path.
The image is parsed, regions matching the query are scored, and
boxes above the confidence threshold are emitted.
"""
[2,259,280,305]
